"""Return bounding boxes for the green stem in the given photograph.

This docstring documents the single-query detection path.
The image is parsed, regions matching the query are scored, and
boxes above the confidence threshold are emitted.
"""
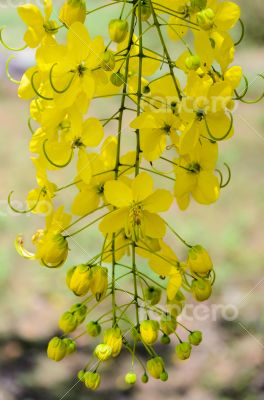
[132,243,140,327]
[149,0,182,99]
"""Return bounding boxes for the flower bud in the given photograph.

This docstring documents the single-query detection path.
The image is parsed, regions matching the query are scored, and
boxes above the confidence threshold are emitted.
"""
[86,321,102,337]
[146,357,164,379]
[188,330,203,346]
[59,0,86,27]
[160,371,168,381]
[94,343,112,361]
[90,266,108,301]
[196,8,215,30]
[160,334,170,345]
[125,372,137,385]
[160,314,177,336]
[188,245,213,275]
[77,369,86,382]
[63,338,77,355]
[175,342,192,360]
[70,303,87,324]
[191,0,207,11]
[38,233,68,267]
[140,320,159,345]
[47,337,68,362]
[101,51,115,71]
[191,279,212,301]
[103,327,122,357]
[185,55,201,71]
[108,19,128,43]
[141,373,149,383]
[144,286,162,305]
[59,311,78,333]
[84,371,101,391]
[137,2,152,21]
[66,264,92,296]
[110,72,125,87]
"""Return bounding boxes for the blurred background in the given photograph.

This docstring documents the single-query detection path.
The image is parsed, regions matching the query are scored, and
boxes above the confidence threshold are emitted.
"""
[0,1,263,399]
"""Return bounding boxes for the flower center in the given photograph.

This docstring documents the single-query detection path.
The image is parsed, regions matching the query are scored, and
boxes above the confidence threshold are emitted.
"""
[127,202,143,241]
[162,124,172,134]
[72,137,83,148]
[188,162,201,174]
[77,63,87,77]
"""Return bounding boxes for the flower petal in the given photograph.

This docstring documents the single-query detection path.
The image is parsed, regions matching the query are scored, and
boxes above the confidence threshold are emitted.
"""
[143,189,173,213]
[143,211,166,239]
[82,117,104,147]
[132,172,153,203]
[99,209,127,234]
[104,180,132,208]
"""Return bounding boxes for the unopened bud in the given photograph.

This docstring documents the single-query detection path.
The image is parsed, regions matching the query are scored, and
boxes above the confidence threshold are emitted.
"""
[108,19,128,43]
[59,0,86,27]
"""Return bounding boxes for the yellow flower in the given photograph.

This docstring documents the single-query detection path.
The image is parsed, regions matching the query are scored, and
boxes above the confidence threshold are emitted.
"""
[16,206,71,267]
[130,111,180,161]
[71,136,121,217]
[194,1,240,71]
[100,172,173,241]
[179,73,234,155]
[52,22,105,108]
[174,138,220,210]
[18,0,57,48]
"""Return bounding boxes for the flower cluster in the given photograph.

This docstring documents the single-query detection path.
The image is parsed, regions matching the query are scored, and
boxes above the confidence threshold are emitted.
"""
[2,0,262,390]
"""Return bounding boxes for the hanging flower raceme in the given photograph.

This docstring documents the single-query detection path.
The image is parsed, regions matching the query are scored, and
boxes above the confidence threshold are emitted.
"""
[2,0,263,391]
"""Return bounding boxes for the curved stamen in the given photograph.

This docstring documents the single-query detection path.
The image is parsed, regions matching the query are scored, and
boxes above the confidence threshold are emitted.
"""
[6,56,21,84]
[220,163,231,188]
[28,117,35,134]
[235,74,264,103]
[15,235,35,259]
[0,27,27,51]
[43,139,73,168]
[215,168,223,187]
[49,63,76,94]
[233,75,248,100]
[204,112,233,141]
[8,188,45,214]
[234,19,245,46]
[31,71,54,101]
